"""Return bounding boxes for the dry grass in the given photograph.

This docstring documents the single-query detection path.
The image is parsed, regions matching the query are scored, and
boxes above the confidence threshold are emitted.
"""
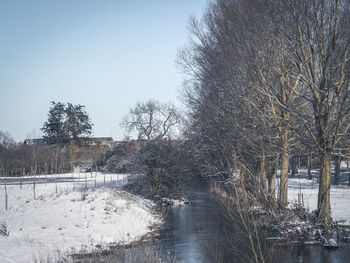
[36,242,176,263]
[208,181,294,263]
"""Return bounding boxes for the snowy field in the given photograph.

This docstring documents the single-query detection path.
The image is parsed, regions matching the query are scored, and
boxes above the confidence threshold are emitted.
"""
[0,172,160,263]
[287,166,350,225]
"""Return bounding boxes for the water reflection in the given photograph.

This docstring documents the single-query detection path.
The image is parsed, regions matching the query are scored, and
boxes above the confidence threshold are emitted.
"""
[290,246,350,263]
[157,183,226,262]
[157,182,350,263]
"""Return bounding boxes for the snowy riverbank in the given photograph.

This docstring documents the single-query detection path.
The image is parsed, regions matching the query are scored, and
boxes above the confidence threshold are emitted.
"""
[288,175,350,225]
[285,163,350,225]
[0,172,160,263]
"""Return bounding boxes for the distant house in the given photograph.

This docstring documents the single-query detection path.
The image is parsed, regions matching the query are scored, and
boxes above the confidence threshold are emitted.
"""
[86,137,114,146]
[81,137,116,150]
[23,138,46,146]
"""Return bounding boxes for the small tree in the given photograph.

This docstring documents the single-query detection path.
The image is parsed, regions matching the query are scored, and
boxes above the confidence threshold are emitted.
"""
[0,131,16,150]
[0,131,16,177]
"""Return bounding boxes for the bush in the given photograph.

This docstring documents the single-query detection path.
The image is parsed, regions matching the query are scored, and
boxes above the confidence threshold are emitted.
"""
[0,221,9,237]
[129,139,189,199]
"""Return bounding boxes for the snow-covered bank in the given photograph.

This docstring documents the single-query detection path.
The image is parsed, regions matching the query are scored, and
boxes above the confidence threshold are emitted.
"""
[288,176,350,225]
[0,173,160,263]
[288,168,350,225]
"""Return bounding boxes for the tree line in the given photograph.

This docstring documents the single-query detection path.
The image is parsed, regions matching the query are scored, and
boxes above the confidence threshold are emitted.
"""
[178,0,350,220]
[0,101,102,176]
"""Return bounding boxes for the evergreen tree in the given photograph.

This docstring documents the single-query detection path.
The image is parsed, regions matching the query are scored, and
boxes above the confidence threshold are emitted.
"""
[41,102,68,145]
[65,103,93,144]
[41,101,93,145]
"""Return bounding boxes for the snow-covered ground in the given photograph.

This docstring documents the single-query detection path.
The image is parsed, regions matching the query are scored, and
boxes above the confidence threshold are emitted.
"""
[286,167,350,225]
[0,172,160,263]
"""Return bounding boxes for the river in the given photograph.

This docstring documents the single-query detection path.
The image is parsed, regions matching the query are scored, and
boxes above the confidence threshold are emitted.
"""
[156,182,350,263]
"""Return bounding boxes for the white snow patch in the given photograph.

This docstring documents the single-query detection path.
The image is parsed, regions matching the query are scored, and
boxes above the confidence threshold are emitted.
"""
[0,172,160,263]
[286,177,350,225]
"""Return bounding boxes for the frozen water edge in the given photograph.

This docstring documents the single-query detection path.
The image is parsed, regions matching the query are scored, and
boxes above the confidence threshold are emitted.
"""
[0,172,160,263]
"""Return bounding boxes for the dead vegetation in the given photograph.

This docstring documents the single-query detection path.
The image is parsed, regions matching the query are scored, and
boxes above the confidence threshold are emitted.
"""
[0,221,9,237]
[57,243,175,263]
[211,178,336,258]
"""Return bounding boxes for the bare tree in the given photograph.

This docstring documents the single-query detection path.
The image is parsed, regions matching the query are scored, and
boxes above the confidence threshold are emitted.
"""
[179,0,350,222]
[275,0,350,219]
[178,0,289,196]
[0,131,17,177]
[121,100,182,140]
[0,160,8,210]
[0,131,16,150]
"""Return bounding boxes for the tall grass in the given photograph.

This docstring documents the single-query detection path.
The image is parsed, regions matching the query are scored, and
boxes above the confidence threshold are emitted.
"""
[208,181,293,263]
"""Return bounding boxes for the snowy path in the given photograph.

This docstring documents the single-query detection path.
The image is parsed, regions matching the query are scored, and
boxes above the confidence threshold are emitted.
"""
[0,173,159,263]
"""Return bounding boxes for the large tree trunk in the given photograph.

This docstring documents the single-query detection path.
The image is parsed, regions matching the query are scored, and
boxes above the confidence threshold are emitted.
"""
[317,151,331,219]
[268,162,276,199]
[279,129,289,207]
[334,155,340,185]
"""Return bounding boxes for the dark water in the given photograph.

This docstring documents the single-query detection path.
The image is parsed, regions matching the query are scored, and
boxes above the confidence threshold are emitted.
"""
[290,246,350,263]
[157,182,350,263]
[157,182,225,263]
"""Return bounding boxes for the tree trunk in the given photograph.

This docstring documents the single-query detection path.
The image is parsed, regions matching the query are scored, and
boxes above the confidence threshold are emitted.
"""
[307,155,312,179]
[317,151,331,219]
[280,151,289,207]
[268,162,276,199]
[279,127,289,207]
[240,166,245,185]
[334,155,340,185]
[233,151,238,172]
[347,158,350,186]
[291,157,299,176]
[33,164,37,200]
[260,146,267,192]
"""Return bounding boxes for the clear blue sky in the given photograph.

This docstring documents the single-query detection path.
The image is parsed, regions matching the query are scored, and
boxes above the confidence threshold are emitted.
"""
[0,0,207,142]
